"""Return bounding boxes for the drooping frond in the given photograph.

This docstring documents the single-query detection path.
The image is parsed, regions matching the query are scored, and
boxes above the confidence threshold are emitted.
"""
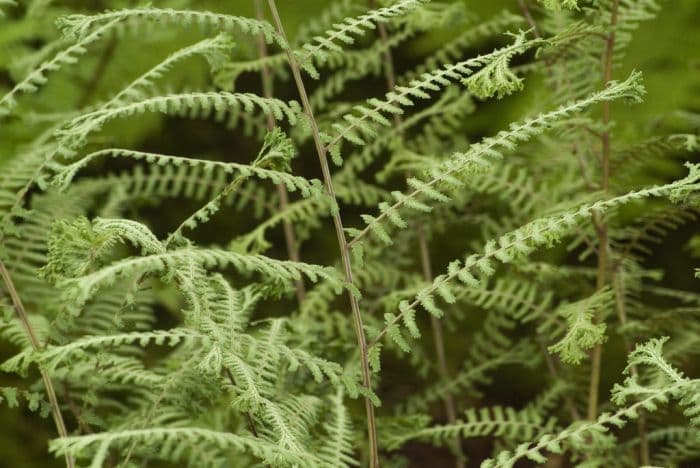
[52,149,321,200]
[57,7,281,45]
[484,337,700,467]
[350,72,646,247]
[547,288,614,364]
[386,406,557,450]
[104,34,236,109]
[297,0,428,75]
[324,32,541,160]
[50,427,316,467]
[0,20,117,117]
[56,92,301,151]
[374,164,700,349]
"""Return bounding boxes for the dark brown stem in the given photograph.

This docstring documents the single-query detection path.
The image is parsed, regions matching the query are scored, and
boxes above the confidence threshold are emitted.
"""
[254,0,306,305]
[587,0,619,422]
[418,227,465,468]
[225,368,259,437]
[517,0,541,38]
[369,1,464,463]
[612,268,650,464]
[266,2,379,466]
[63,387,93,435]
[539,342,581,421]
[77,35,118,108]
[0,261,75,468]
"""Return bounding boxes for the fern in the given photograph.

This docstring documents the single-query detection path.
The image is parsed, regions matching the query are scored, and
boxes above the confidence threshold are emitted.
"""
[0,20,118,117]
[349,72,645,247]
[1,1,699,467]
[386,406,557,450]
[56,92,301,152]
[57,7,281,45]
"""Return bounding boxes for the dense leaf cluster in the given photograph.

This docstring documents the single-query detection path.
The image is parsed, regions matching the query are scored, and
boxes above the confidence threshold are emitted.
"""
[0,0,698,467]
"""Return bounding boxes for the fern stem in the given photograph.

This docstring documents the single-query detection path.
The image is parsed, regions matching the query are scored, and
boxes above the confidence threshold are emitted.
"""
[539,341,581,421]
[516,0,541,38]
[164,174,248,248]
[612,267,651,465]
[225,368,260,437]
[76,34,117,108]
[418,226,465,468]
[368,173,689,350]
[0,261,75,468]
[255,0,306,305]
[368,2,464,463]
[587,0,619,422]
[266,2,380,466]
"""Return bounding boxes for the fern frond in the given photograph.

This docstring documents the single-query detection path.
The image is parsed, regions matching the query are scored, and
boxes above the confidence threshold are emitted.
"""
[52,149,321,198]
[104,34,235,108]
[485,337,700,467]
[0,20,117,117]
[325,32,541,157]
[386,406,557,450]
[50,427,315,467]
[35,329,200,373]
[297,0,428,75]
[57,7,281,44]
[547,288,614,364]
[351,72,646,247]
[54,246,347,310]
[318,389,358,467]
[56,92,301,151]
[374,163,700,347]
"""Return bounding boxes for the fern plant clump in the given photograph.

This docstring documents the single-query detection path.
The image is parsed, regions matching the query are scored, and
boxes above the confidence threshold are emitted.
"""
[0,0,699,467]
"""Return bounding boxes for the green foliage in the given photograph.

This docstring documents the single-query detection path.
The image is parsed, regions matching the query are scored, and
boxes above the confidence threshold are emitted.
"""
[0,0,699,467]
[538,0,579,10]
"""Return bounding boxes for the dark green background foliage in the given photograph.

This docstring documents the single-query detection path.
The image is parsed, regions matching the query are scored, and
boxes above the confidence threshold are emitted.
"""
[1,0,699,467]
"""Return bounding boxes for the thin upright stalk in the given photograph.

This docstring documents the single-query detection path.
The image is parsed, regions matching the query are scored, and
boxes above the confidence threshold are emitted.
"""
[517,0,541,38]
[369,1,463,463]
[225,369,259,437]
[265,2,379,466]
[0,261,75,468]
[418,227,465,468]
[587,0,619,422]
[254,0,306,305]
[612,270,650,465]
[539,341,581,421]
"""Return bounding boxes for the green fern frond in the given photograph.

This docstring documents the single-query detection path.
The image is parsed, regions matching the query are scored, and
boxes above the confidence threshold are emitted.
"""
[539,0,579,10]
[297,0,428,75]
[104,34,235,108]
[57,7,281,44]
[351,72,646,247]
[56,92,301,151]
[52,149,321,198]
[0,20,118,117]
[386,406,557,450]
[318,389,358,467]
[325,32,541,157]
[376,163,700,345]
[55,246,347,310]
[50,427,315,467]
[547,288,613,365]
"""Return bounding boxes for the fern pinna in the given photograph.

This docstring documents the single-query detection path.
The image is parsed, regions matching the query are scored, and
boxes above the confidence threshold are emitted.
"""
[0,0,699,467]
